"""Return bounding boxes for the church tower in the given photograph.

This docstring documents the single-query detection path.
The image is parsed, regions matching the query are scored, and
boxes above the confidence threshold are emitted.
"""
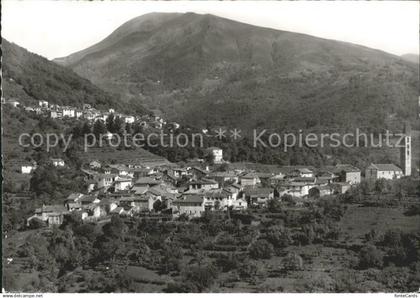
[400,122,411,176]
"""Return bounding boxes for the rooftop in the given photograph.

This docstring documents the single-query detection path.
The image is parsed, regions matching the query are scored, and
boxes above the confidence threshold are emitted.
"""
[368,163,403,172]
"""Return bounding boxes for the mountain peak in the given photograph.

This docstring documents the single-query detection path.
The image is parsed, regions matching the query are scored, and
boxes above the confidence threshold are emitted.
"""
[55,13,419,130]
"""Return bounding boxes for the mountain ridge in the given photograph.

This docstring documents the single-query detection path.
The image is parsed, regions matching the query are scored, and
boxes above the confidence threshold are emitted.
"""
[2,38,149,115]
[54,12,419,131]
[401,53,419,64]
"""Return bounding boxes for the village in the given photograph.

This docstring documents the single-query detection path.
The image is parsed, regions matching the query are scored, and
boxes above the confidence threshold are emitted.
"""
[2,97,179,131]
[25,147,413,227]
[2,97,414,228]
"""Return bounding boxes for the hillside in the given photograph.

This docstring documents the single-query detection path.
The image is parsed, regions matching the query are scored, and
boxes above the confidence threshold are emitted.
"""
[55,13,419,132]
[2,39,148,115]
[401,53,419,64]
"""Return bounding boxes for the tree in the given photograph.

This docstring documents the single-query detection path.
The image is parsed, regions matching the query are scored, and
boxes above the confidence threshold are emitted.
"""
[204,152,215,165]
[265,225,291,248]
[28,218,46,229]
[160,243,183,274]
[81,122,92,135]
[309,187,320,199]
[153,200,163,212]
[48,227,80,271]
[112,116,125,135]
[267,198,282,213]
[358,244,383,269]
[281,194,294,205]
[283,252,304,271]
[93,120,107,138]
[374,178,391,194]
[125,122,133,135]
[106,113,115,132]
[215,253,241,272]
[248,239,274,259]
[181,264,219,292]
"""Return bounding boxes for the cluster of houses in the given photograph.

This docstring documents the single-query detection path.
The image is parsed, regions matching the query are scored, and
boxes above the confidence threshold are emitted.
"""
[26,144,411,227]
[2,97,179,130]
[18,158,65,174]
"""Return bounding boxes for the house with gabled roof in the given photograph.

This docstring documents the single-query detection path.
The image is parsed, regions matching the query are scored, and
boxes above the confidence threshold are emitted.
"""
[207,171,239,186]
[187,178,219,192]
[96,173,118,189]
[65,192,84,203]
[324,164,361,185]
[113,176,133,191]
[162,172,179,186]
[365,163,403,180]
[27,204,69,226]
[239,172,261,187]
[79,195,100,205]
[189,166,209,180]
[172,195,205,217]
[243,187,275,207]
[134,177,161,187]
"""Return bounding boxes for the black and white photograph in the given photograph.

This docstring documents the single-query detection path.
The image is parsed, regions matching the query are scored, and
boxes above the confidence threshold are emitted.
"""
[1,0,420,294]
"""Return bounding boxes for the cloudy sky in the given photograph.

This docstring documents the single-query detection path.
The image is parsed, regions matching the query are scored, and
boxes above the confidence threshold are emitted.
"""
[2,0,419,60]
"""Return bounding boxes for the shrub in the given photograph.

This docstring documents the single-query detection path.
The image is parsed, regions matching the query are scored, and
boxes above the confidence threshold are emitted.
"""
[215,253,241,272]
[283,252,303,271]
[28,218,46,229]
[358,244,383,269]
[265,225,291,248]
[248,239,274,259]
[404,205,420,216]
[181,264,219,292]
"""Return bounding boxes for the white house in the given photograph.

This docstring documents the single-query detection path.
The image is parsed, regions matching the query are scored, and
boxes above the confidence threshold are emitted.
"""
[124,116,135,124]
[232,198,248,210]
[75,110,83,118]
[6,100,20,108]
[21,162,37,174]
[187,178,219,192]
[50,110,63,119]
[27,205,69,227]
[95,174,117,189]
[297,168,314,178]
[279,181,315,198]
[51,158,65,167]
[240,172,261,187]
[365,164,403,180]
[38,100,49,108]
[103,131,114,141]
[172,196,205,217]
[62,107,76,118]
[207,147,223,164]
[113,176,133,191]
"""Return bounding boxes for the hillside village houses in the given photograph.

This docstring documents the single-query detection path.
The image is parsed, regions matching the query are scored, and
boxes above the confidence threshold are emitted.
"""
[5,97,413,225]
[24,121,414,226]
[27,156,369,226]
[25,150,415,226]
[2,97,175,132]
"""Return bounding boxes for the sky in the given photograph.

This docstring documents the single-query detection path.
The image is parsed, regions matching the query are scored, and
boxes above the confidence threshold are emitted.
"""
[2,0,419,60]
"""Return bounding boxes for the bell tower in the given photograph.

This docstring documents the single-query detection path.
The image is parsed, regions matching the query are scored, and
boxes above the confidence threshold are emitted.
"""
[400,122,411,176]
